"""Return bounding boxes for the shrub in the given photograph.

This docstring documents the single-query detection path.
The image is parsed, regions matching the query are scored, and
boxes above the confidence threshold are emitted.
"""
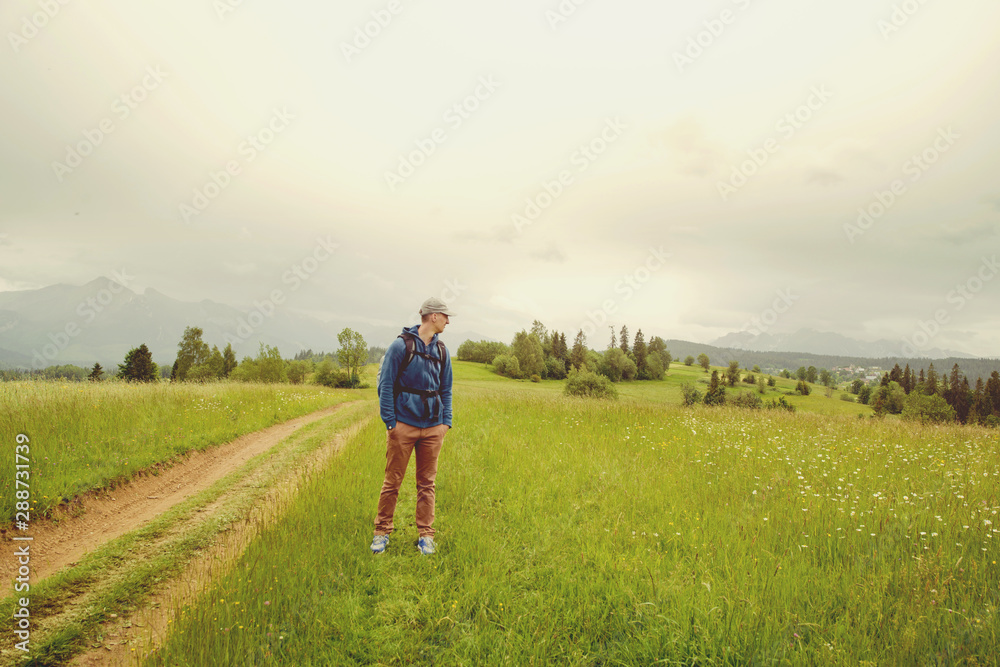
[839,393,855,402]
[795,380,811,396]
[511,331,545,379]
[767,396,796,412]
[186,364,216,383]
[564,369,618,399]
[902,392,956,424]
[287,360,311,385]
[704,371,726,406]
[492,354,522,379]
[680,383,703,406]
[530,374,541,383]
[645,353,665,381]
[313,359,336,387]
[871,381,906,415]
[457,340,508,364]
[597,348,636,383]
[731,391,762,409]
[545,356,567,380]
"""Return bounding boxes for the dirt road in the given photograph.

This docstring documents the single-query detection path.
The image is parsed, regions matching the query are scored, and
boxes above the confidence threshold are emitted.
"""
[1,402,353,588]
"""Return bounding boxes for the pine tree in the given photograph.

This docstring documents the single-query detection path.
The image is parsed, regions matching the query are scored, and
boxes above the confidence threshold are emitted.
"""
[619,325,629,356]
[970,377,991,425]
[222,343,238,377]
[554,332,570,372]
[119,344,158,382]
[955,376,972,424]
[608,326,617,351]
[633,329,648,379]
[987,371,1000,417]
[704,370,725,405]
[726,360,740,387]
[570,330,587,370]
[889,363,903,384]
[88,362,104,382]
[945,364,962,410]
[554,332,568,361]
[925,363,938,395]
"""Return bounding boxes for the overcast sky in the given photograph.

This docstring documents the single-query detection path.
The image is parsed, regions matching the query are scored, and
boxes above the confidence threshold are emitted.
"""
[2,0,999,356]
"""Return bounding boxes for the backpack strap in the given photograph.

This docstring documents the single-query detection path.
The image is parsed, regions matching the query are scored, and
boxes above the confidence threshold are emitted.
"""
[393,334,448,421]
[392,333,416,400]
[436,340,447,420]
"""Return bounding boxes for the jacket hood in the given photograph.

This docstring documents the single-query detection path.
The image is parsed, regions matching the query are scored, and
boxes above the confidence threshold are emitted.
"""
[402,324,437,345]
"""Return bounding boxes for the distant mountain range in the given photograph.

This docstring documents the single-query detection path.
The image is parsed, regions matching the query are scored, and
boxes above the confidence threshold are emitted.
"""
[2,279,997,380]
[710,329,974,360]
[0,277,490,370]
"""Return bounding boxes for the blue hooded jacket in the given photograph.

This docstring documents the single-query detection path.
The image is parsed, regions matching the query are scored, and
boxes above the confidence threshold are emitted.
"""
[378,325,453,430]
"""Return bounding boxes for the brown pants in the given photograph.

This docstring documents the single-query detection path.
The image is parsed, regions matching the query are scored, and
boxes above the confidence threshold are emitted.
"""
[374,421,446,538]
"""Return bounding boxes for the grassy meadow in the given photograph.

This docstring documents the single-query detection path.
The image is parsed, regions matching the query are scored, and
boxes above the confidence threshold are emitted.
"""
[453,358,875,419]
[143,367,1000,665]
[1,380,356,522]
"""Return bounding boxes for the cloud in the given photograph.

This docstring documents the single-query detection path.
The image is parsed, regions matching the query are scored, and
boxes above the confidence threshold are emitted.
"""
[528,243,566,263]
[804,168,844,185]
[453,224,516,245]
[646,117,726,178]
[223,261,259,276]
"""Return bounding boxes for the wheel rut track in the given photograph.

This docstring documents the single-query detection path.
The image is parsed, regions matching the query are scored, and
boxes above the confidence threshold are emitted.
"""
[2,402,357,588]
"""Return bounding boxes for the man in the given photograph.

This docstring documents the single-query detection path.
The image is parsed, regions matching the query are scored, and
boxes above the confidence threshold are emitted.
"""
[372,297,454,555]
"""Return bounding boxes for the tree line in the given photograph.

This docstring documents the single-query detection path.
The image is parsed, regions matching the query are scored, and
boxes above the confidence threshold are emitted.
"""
[859,362,1000,426]
[458,321,672,384]
[2,326,372,388]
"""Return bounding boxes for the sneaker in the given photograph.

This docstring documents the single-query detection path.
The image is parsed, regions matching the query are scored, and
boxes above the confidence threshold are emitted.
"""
[417,536,436,555]
[370,534,389,554]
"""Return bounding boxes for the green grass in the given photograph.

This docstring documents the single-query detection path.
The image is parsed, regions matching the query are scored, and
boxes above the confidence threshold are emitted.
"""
[0,380,354,522]
[453,359,873,418]
[0,401,371,667]
[145,383,1000,666]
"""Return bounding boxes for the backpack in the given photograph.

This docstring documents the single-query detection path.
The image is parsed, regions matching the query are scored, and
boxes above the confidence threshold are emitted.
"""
[376,332,448,420]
